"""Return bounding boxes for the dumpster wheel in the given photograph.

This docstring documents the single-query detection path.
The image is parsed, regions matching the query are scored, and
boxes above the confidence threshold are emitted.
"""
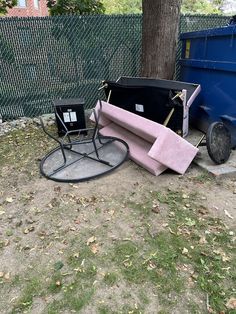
[206,122,231,164]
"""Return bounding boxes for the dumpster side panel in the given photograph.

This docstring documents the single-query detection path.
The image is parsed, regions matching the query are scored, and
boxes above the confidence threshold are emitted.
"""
[180,26,236,147]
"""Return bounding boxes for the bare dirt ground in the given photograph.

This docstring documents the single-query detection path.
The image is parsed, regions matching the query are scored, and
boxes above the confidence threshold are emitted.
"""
[0,124,235,314]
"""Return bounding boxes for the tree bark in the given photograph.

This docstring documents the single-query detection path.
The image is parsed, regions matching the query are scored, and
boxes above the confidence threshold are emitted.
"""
[141,0,181,80]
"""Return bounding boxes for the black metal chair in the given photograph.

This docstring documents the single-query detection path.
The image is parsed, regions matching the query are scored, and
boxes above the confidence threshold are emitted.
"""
[39,100,129,182]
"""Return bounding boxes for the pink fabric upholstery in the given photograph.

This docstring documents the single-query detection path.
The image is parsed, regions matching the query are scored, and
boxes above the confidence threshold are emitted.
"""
[91,101,198,175]
[100,123,167,176]
[148,135,198,174]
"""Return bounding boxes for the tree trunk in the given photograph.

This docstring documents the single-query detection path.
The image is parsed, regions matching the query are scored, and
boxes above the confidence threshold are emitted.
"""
[141,0,181,79]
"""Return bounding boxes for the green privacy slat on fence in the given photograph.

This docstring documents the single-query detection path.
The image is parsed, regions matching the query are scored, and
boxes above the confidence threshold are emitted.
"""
[0,14,229,120]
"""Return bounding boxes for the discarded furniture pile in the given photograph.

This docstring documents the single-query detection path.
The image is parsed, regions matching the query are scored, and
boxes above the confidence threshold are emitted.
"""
[41,73,236,181]
[39,77,203,182]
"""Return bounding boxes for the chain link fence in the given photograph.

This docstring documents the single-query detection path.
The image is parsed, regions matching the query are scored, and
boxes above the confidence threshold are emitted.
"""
[0,14,230,119]
[175,14,229,78]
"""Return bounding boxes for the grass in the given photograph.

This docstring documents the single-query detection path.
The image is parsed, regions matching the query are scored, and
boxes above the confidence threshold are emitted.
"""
[98,305,111,314]
[104,272,118,286]
[11,277,44,313]
[0,124,56,180]
[3,187,236,313]
[191,170,213,183]
[187,301,202,313]
[1,124,236,313]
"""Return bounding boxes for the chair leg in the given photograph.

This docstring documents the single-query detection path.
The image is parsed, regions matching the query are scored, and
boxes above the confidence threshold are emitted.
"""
[52,142,67,172]
[92,138,100,159]
[66,134,72,150]
[91,138,111,166]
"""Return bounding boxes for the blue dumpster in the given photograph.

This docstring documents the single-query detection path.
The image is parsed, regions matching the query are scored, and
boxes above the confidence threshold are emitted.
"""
[179,24,236,148]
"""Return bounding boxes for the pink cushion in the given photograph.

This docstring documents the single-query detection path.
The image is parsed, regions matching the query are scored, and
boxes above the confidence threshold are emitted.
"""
[100,123,167,176]
[148,134,198,174]
[95,100,164,143]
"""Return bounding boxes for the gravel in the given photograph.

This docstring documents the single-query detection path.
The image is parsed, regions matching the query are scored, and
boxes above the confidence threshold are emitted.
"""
[0,110,93,137]
[0,114,55,137]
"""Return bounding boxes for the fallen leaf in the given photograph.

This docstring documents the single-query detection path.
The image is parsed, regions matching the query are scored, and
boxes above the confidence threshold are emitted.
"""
[178,227,191,236]
[187,277,195,287]
[191,273,198,280]
[207,307,214,313]
[185,218,196,227]
[213,249,231,262]
[224,210,234,219]
[198,207,208,215]
[147,261,156,270]
[81,259,85,267]
[152,205,160,213]
[222,255,231,262]
[4,239,10,247]
[54,186,61,193]
[87,236,96,246]
[90,243,99,254]
[23,226,34,234]
[123,259,132,268]
[182,247,189,255]
[109,210,115,216]
[26,217,35,224]
[5,197,13,203]
[162,223,169,228]
[226,298,236,309]
[0,272,4,278]
[4,272,10,280]
[199,236,207,244]
[71,184,78,189]
[168,227,176,235]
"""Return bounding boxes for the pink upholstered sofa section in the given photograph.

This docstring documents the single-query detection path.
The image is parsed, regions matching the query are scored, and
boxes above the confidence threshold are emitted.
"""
[100,123,167,176]
[148,135,198,174]
[92,101,198,175]
[96,101,164,143]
